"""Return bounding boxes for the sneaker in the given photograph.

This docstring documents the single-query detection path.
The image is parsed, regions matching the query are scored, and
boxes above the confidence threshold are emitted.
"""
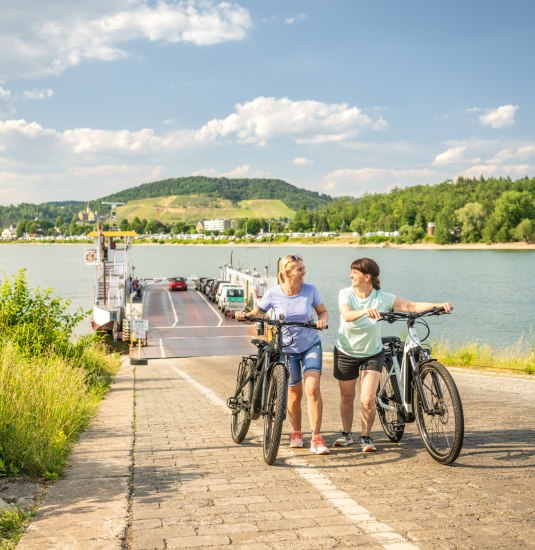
[360,436,376,452]
[290,431,303,448]
[333,431,354,447]
[310,434,330,455]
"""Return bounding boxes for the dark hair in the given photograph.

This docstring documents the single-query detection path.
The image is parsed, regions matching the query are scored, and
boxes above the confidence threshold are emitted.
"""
[351,258,381,289]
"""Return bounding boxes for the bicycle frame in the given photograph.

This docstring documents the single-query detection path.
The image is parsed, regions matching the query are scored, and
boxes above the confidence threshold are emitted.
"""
[378,315,440,420]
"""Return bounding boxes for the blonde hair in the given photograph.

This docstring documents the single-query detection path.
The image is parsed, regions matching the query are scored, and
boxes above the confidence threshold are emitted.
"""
[278,254,303,283]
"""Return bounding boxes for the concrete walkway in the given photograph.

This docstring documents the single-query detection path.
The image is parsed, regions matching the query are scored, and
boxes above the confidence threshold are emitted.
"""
[18,358,402,549]
[18,355,535,549]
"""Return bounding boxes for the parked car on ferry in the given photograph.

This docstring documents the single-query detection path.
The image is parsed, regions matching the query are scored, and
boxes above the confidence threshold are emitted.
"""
[215,283,239,308]
[194,277,207,291]
[219,286,245,316]
[168,277,188,291]
[209,280,230,302]
[202,278,215,294]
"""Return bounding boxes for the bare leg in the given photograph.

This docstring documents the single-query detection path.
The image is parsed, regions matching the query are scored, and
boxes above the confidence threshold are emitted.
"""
[359,370,381,436]
[338,379,357,433]
[287,382,303,432]
[303,371,322,435]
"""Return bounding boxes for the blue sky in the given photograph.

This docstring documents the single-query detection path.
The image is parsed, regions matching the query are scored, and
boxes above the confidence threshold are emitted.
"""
[0,0,533,205]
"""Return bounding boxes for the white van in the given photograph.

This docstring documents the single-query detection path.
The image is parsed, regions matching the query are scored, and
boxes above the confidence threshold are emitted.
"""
[215,283,238,309]
[219,286,245,316]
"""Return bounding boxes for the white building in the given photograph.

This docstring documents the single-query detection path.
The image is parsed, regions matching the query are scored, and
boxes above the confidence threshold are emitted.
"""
[203,219,231,232]
[1,225,17,240]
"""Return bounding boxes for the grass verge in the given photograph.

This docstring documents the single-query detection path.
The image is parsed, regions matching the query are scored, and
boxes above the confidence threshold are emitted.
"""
[0,270,119,546]
[433,336,535,375]
[0,506,33,549]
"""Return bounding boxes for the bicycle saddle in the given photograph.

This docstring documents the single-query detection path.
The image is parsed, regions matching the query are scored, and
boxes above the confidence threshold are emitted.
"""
[251,338,268,348]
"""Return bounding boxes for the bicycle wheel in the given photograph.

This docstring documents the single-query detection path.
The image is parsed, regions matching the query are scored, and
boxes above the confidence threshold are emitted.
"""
[231,358,254,444]
[263,363,288,465]
[376,362,404,442]
[414,361,464,465]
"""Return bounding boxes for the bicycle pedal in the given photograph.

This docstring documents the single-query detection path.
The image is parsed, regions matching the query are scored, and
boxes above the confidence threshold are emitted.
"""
[226,397,238,410]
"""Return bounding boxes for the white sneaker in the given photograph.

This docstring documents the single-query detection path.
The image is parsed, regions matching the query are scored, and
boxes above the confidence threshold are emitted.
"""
[334,431,354,447]
[310,434,330,455]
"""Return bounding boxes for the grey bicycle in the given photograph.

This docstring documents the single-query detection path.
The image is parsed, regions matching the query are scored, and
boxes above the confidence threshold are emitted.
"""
[376,308,464,465]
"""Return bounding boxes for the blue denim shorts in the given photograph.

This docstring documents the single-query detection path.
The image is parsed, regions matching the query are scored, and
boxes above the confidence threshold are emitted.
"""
[285,341,323,387]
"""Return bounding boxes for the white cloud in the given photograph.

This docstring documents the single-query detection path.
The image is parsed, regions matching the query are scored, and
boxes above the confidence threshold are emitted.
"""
[292,157,314,166]
[456,163,534,180]
[192,164,270,178]
[0,86,11,99]
[0,119,55,139]
[0,1,252,80]
[23,88,54,100]
[324,167,436,196]
[478,104,518,128]
[433,146,466,166]
[285,13,308,25]
[196,96,386,146]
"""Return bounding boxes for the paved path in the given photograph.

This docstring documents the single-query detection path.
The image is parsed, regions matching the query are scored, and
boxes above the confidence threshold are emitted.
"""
[19,354,535,549]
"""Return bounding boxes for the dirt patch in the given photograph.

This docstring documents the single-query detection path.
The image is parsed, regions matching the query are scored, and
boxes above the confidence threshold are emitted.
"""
[0,478,47,509]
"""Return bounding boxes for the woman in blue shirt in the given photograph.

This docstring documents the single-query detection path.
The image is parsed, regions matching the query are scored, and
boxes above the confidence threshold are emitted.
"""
[334,258,452,452]
[237,254,330,454]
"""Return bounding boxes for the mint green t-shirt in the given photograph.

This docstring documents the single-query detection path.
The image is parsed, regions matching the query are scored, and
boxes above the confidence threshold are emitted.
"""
[336,287,396,358]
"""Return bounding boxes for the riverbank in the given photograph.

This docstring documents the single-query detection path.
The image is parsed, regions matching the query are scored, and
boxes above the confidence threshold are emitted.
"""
[2,238,535,250]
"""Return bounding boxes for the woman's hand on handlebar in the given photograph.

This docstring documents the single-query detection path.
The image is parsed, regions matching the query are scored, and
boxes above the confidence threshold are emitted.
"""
[441,302,453,313]
[235,310,248,321]
[366,307,382,320]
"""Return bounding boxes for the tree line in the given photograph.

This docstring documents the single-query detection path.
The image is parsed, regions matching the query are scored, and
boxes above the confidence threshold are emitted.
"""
[2,176,534,244]
[289,176,535,244]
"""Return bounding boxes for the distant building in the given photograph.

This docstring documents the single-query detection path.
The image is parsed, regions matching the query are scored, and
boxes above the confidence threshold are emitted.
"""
[427,222,436,236]
[202,219,231,232]
[1,225,17,240]
[77,205,98,224]
[364,231,399,237]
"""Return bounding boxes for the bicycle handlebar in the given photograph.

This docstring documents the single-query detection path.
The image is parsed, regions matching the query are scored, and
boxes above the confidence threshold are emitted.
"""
[379,307,448,323]
[239,315,326,330]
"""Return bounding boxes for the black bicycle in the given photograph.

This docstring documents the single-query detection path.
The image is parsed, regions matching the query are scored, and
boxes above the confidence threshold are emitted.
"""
[376,308,464,465]
[227,315,321,465]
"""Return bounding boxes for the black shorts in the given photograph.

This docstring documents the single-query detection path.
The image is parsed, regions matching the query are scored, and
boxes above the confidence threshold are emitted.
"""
[333,347,385,381]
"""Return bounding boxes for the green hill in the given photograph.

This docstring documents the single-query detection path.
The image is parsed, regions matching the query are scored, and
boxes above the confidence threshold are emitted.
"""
[117,196,295,222]
[98,176,332,211]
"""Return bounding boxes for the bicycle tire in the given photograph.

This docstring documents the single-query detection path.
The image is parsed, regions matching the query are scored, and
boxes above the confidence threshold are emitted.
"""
[263,363,288,465]
[414,361,464,465]
[376,361,405,442]
[231,358,254,444]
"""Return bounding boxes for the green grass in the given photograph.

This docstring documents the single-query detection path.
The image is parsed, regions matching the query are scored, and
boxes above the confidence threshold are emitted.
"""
[0,506,33,549]
[117,195,295,222]
[433,335,535,374]
[0,271,120,477]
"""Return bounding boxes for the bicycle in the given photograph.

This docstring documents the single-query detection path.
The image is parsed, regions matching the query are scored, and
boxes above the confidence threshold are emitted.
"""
[226,315,322,465]
[376,307,464,465]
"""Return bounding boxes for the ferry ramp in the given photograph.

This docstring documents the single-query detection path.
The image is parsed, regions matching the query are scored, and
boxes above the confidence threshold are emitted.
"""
[141,282,257,359]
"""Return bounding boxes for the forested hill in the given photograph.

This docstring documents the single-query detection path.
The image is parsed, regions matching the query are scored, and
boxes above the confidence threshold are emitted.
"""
[297,176,535,243]
[98,176,332,211]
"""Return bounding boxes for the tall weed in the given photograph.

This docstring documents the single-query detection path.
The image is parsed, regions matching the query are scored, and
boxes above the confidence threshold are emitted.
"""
[0,271,119,476]
[433,334,535,375]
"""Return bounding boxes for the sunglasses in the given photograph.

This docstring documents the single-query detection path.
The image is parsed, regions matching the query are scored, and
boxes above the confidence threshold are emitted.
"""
[288,254,303,262]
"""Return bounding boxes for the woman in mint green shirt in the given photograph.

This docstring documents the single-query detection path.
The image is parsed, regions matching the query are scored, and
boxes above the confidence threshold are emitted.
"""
[333,258,452,453]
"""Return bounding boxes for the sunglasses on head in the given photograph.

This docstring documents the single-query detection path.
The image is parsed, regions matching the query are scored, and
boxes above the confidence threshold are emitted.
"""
[288,254,303,262]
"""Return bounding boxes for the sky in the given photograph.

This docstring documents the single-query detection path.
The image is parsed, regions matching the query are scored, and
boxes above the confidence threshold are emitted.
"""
[0,0,534,206]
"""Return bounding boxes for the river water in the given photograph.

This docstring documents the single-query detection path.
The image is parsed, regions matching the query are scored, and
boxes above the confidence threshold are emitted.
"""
[1,244,534,350]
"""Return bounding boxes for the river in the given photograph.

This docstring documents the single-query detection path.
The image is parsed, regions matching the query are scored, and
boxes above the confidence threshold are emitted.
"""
[1,243,534,350]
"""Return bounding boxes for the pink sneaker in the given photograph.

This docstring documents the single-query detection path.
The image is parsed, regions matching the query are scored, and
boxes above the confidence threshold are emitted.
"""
[310,434,330,455]
[290,431,303,448]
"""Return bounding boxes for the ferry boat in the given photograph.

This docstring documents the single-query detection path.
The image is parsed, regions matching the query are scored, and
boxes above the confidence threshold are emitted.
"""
[85,229,138,334]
